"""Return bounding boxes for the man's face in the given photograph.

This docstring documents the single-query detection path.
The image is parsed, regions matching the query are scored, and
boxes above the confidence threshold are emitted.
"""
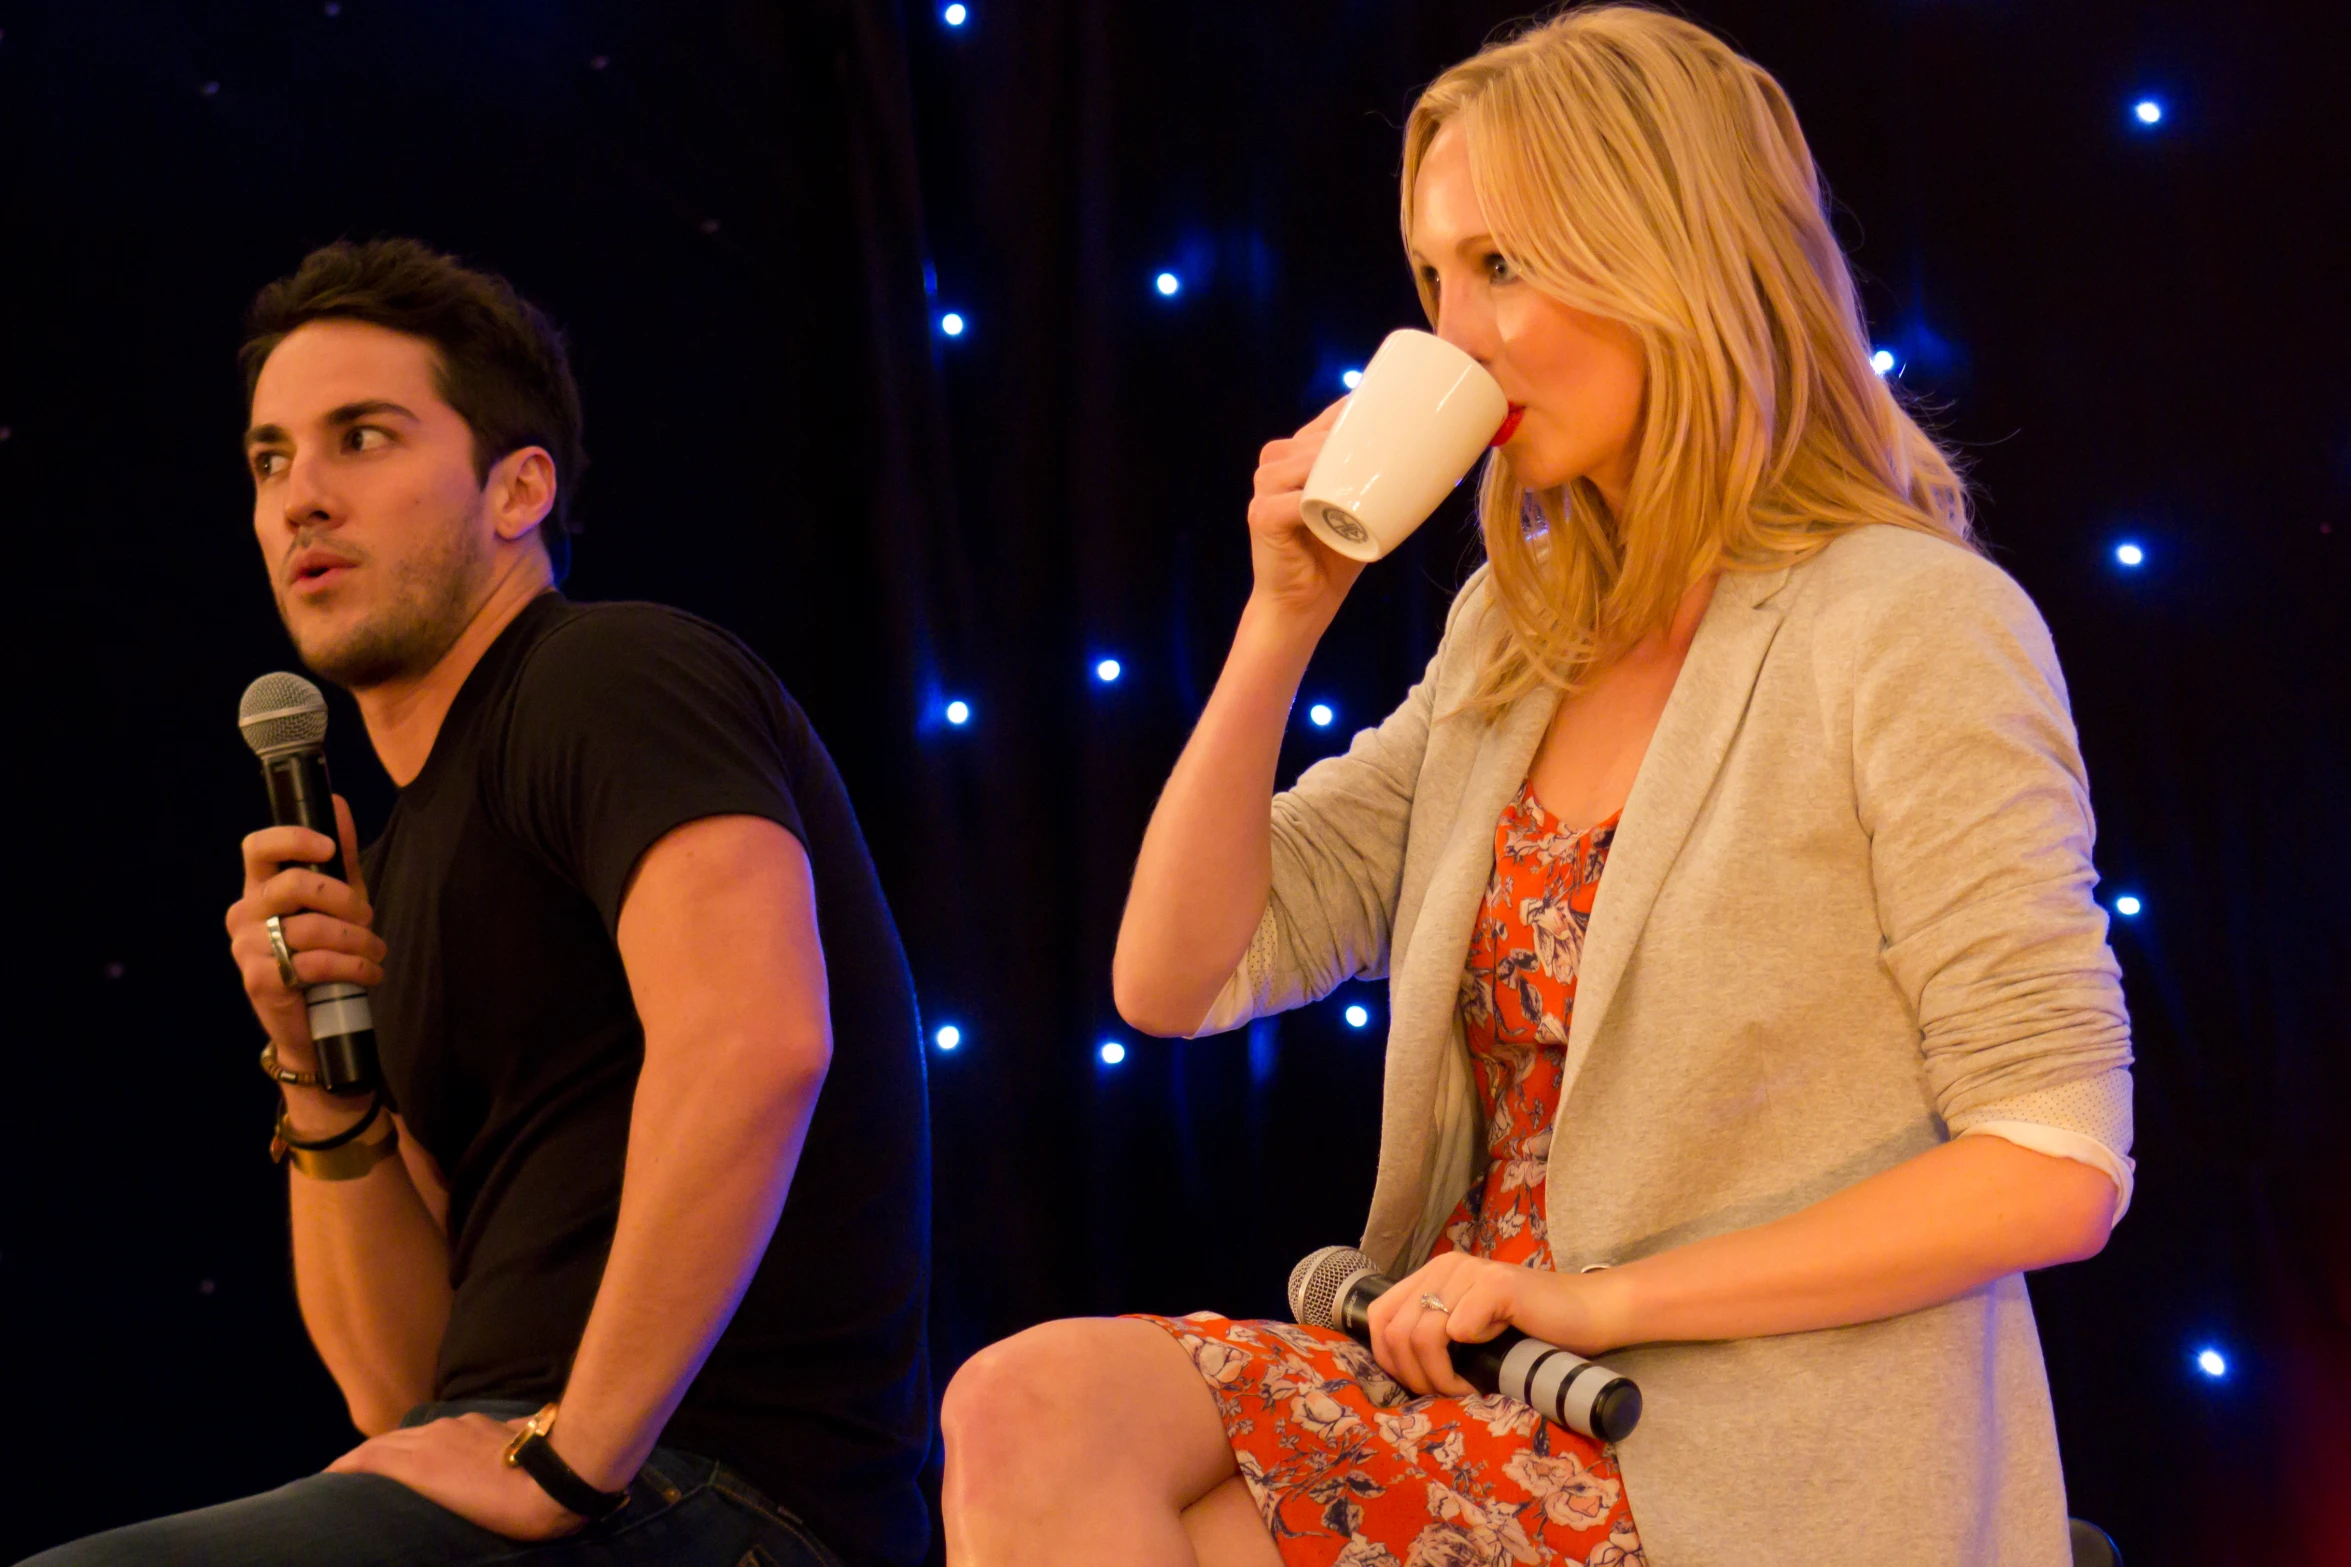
[245,320,495,691]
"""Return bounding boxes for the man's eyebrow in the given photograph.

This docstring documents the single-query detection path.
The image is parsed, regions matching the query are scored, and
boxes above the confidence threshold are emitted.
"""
[243,422,289,450]
[324,399,422,426]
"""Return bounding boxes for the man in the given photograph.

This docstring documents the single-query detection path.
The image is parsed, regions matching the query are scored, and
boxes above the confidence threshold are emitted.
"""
[27,239,930,1566]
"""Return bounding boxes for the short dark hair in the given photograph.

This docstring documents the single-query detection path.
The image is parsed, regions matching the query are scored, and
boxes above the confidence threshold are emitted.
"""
[241,238,587,581]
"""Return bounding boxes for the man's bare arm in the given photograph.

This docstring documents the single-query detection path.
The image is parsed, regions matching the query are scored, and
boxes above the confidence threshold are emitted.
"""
[228,796,451,1432]
[533,813,833,1489]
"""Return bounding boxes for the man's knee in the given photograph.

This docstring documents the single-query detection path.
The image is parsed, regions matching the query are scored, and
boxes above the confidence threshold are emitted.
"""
[12,1473,469,1567]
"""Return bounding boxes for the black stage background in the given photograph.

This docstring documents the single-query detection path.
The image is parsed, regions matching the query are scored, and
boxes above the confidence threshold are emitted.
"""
[3,2,2346,1561]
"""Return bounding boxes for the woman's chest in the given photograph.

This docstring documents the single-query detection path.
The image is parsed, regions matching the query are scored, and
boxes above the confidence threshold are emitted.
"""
[1524,651,1688,831]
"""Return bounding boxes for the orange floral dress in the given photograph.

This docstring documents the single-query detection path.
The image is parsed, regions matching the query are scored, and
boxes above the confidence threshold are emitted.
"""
[1138,784,1643,1567]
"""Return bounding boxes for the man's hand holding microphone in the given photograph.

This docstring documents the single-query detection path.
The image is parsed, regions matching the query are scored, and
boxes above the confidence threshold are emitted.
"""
[223,792,384,1141]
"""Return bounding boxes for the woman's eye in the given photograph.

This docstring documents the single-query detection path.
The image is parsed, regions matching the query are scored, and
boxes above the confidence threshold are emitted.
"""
[1484,252,1517,283]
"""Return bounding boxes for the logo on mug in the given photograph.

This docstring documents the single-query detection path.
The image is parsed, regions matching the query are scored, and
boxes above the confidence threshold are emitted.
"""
[1317,506,1370,545]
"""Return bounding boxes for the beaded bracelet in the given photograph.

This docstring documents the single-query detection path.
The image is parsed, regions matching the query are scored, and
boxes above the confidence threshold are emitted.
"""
[259,1041,323,1090]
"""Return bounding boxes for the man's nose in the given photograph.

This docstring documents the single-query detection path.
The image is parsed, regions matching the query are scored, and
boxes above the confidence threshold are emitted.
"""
[278,452,340,534]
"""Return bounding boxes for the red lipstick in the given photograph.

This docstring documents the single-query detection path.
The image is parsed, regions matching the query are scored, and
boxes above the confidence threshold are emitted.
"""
[1490,405,1527,446]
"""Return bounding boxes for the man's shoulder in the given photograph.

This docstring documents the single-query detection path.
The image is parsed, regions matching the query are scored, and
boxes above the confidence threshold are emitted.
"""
[522,598,765,673]
[508,599,790,710]
[486,599,803,771]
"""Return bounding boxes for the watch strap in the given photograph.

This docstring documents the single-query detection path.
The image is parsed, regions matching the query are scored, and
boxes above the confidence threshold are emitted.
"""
[503,1404,632,1521]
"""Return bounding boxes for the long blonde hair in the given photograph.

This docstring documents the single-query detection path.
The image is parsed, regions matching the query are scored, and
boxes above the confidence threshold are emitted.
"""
[1403,4,1974,712]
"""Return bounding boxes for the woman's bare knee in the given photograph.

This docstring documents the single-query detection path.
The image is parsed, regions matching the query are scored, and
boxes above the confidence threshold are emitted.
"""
[940,1325,1079,1478]
[942,1317,1234,1500]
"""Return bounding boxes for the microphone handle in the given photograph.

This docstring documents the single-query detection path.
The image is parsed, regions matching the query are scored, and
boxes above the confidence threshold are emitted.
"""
[259,747,378,1095]
[1338,1275,1643,1443]
[261,747,351,880]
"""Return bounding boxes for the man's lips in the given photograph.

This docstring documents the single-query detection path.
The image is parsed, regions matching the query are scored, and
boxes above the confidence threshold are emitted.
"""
[287,549,360,591]
[1491,405,1528,446]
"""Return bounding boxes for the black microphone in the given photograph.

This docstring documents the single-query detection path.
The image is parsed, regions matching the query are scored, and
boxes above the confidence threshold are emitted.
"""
[238,672,377,1096]
[1288,1244,1643,1443]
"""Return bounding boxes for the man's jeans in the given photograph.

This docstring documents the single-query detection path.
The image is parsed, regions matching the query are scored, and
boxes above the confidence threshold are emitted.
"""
[15,1401,848,1567]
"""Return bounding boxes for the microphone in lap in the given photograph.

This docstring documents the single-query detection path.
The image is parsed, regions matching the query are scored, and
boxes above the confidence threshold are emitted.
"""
[239,672,378,1095]
[1288,1244,1643,1443]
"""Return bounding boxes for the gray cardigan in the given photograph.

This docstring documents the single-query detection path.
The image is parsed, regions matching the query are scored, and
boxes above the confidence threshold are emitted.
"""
[1196,524,2133,1566]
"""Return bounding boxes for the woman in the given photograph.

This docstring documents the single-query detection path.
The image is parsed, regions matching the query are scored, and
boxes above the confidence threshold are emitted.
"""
[943,7,2133,1565]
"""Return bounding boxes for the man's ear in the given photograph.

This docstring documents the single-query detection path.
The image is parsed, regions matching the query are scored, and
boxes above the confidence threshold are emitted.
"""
[486,445,558,545]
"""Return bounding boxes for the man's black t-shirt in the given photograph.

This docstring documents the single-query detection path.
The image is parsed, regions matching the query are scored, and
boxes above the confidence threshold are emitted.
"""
[361,594,929,1567]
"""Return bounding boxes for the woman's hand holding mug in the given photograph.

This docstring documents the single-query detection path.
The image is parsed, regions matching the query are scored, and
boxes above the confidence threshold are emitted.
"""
[1246,397,1367,631]
[1246,330,1511,635]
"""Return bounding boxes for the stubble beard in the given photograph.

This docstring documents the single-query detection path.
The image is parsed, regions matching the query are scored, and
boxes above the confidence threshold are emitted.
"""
[281,513,493,693]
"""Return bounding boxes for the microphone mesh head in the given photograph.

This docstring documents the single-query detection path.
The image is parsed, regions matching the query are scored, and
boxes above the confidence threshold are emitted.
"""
[1288,1245,1376,1328]
[239,671,329,757]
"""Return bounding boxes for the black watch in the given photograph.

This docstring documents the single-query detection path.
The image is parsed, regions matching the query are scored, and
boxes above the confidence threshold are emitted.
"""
[502,1403,632,1521]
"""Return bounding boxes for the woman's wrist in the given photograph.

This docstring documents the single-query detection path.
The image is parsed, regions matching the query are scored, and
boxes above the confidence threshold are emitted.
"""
[1232,592,1333,690]
[1524,1263,1642,1356]
[1580,1266,1642,1355]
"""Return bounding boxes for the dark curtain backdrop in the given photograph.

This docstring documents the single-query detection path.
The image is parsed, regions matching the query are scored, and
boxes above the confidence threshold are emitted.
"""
[3,3,2346,1565]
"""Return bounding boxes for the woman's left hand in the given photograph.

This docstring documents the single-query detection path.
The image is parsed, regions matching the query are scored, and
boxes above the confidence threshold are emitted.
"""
[1365,1253,1627,1397]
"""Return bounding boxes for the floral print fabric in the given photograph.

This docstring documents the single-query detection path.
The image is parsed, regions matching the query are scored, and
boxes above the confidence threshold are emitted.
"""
[1138,785,1639,1566]
[1444,789,1619,1266]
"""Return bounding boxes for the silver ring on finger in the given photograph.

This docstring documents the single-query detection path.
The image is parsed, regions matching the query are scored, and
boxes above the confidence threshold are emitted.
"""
[264,914,300,990]
[1418,1293,1450,1315]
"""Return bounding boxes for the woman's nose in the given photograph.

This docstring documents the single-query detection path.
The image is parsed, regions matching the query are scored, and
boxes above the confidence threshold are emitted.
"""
[1435,295,1500,366]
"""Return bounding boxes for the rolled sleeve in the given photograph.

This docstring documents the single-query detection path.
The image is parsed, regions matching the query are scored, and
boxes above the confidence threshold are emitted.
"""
[1840,546,2136,1214]
[1187,573,1492,1036]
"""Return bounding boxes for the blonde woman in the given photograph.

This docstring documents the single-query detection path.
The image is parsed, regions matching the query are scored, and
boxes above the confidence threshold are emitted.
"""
[941,7,2133,1564]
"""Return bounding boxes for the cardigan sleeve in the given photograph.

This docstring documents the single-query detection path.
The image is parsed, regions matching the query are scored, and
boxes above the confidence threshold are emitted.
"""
[1188,573,1487,1036]
[1835,543,2136,1219]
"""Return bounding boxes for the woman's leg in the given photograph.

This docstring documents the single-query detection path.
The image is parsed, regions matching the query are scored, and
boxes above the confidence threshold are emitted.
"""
[1181,1476,1284,1567]
[942,1316,1277,1567]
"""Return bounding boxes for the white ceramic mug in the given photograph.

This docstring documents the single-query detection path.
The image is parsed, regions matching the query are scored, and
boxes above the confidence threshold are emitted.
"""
[1299,329,1510,563]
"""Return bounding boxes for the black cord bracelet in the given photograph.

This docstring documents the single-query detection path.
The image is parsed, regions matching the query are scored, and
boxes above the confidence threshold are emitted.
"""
[278,1094,382,1151]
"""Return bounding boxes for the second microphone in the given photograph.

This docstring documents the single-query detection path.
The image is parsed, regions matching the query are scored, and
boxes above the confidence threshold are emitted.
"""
[1288,1245,1644,1444]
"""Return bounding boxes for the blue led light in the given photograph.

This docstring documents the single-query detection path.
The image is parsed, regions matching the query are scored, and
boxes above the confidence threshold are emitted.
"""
[2135,99,2163,126]
[2115,542,2146,568]
[1344,1004,1371,1029]
[1095,658,1122,684]
[1154,271,1181,298]
[2115,895,2143,917]
[939,311,966,337]
[1098,1039,1127,1066]
[944,699,971,726]
[934,1024,962,1051]
[2196,1347,2227,1378]
[1870,348,1897,376]
[1308,702,1335,728]
[943,3,968,25]
[1342,368,1364,390]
